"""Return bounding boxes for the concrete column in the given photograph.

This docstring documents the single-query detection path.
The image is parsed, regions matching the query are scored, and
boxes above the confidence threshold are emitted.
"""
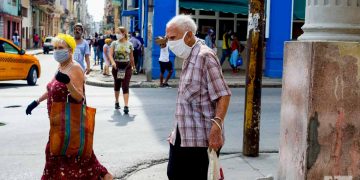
[299,0,360,41]
[280,0,360,179]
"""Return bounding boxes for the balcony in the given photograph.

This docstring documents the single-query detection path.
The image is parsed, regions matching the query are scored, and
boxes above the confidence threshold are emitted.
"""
[32,0,55,6]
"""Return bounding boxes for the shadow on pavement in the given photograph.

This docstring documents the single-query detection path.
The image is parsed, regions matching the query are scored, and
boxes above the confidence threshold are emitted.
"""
[109,109,136,126]
[0,83,34,89]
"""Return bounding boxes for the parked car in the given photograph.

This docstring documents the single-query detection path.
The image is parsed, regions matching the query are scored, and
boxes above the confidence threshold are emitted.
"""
[43,37,54,54]
[0,38,41,85]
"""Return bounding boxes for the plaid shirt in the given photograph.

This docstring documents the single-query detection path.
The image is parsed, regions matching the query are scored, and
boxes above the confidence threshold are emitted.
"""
[169,39,231,147]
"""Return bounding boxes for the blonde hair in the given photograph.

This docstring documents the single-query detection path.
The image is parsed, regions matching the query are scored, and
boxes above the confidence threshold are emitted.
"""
[105,38,112,44]
[118,26,129,40]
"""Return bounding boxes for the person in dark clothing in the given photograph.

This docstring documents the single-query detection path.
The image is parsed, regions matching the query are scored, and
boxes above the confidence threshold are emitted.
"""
[135,30,144,73]
[93,33,99,65]
[97,34,105,71]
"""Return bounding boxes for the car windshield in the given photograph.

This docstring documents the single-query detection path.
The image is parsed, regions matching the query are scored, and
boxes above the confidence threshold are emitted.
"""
[45,38,52,42]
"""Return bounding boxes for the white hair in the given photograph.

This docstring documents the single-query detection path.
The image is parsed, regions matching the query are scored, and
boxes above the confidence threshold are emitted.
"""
[166,14,197,34]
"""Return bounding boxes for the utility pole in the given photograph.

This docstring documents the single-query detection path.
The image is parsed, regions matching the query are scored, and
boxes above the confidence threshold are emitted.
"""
[243,0,265,157]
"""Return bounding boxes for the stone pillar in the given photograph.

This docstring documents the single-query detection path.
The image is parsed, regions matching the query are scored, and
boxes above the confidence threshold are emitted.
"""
[298,0,360,41]
[280,0,360,179]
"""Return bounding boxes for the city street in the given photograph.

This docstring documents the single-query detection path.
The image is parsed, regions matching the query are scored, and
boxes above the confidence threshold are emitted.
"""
[0,54,281,179]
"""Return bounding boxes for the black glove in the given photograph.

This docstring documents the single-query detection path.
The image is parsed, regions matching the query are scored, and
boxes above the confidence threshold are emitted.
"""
[26,100,39,115]
[55,71,70,84]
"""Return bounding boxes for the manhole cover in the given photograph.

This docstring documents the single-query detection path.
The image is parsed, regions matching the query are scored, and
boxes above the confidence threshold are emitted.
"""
[4,105,21,108]
[0,122,5,126]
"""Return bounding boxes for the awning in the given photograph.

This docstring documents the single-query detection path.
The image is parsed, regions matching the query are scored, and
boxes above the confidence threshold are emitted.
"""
[179,0,248,15]
[293,0,306,20]
[179,0,306,20]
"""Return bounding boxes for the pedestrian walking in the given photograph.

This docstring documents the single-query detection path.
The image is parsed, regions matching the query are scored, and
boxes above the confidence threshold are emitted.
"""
[135,30,145,73]
[33,33,40,48]
[93,32,99,65]
[155,36,173,88]
[220,29,232,66]
[109,26,136,113]
[205,29,214,48]
[229,33,241,73]
[25,33,113,180]
[129,32,141,75]
[165,15,231,180]
[103,38,112,76]
[12,31,20,47]
[73,23,91,74]
[98,34,105,71]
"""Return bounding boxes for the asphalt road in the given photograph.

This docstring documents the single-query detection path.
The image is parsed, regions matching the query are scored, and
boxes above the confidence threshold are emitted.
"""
[0,54,282,179]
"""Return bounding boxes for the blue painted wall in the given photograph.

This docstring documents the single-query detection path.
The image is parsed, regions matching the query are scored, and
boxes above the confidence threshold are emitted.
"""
[151,0,176,79]
[265,0,293,78]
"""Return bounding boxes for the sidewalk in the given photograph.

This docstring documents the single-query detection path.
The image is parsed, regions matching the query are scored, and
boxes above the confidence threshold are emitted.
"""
[26,48,43,55]
[86,64,282,88]
[126,153,277,180]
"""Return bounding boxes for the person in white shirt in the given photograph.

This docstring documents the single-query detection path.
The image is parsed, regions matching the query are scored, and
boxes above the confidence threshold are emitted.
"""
[155,36,173,88]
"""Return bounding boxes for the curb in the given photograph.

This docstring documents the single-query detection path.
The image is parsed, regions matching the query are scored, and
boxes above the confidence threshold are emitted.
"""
[85,78,282,88]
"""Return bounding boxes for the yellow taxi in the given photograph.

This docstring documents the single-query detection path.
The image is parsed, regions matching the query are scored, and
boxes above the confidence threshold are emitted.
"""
[0,37,41,85]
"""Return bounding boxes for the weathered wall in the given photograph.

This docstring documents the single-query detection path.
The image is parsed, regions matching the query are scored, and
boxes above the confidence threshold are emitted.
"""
[279,41,360,180]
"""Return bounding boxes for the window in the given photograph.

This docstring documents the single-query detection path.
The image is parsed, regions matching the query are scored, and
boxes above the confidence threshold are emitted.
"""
[22,7,28,17]
[12,0,16,6]
[236,20,248,41]
[3,42,18,54]
[219,12,234,18]
[198,19,216,39]
[180,7,195,15]
[237,14,248,19]
[219,20,234,40]
[292,21,304,40]
[199,10,215,16]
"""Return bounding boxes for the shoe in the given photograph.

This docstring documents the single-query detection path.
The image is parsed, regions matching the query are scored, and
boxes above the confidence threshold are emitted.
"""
[163,83,171,88]
[124,106,129,114]
[115,103,120,109]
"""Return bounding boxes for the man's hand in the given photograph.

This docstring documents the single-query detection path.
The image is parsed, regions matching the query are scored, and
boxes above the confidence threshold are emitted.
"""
[208,124,223,151]
[55,71,70,84]
[85,67,91,75]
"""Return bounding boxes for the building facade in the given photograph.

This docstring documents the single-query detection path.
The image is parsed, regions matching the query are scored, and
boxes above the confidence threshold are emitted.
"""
[0,0,22,43]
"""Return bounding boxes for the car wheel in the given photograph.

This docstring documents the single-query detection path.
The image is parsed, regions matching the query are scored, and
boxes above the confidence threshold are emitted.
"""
[27,67,38,86]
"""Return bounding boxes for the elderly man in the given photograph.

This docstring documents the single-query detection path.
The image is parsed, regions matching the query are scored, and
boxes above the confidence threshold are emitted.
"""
[166,15,231,180]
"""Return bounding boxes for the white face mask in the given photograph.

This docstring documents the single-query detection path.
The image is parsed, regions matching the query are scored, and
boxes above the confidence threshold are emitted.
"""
[168,32,193,59]
[116,33,124,40]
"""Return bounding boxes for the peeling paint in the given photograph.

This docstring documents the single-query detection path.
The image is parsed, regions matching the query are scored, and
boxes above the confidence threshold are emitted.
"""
[307,112,321,170]
[332,110,346,175]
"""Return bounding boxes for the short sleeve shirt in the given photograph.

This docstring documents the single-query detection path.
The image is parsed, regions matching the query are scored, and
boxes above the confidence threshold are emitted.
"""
[110,40,134,62]
[169,39,232,147]
[73,39,90,71]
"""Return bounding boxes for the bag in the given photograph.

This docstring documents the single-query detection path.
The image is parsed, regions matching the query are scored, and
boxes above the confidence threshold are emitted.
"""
[236,55,243,67]
[49,96,96,159]
[117,68,126,79]
[208,148,225,180]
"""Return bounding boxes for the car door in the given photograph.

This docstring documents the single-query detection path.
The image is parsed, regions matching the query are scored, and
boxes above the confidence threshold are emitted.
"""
[0,40,25,80]
[0,41,7,80]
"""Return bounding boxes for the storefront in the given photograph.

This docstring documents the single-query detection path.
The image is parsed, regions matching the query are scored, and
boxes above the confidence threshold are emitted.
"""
[150,0,306,78]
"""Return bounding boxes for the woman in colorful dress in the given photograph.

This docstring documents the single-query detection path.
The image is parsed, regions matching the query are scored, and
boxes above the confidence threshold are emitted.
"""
[25,33,113,180]
[109,26,136,113]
